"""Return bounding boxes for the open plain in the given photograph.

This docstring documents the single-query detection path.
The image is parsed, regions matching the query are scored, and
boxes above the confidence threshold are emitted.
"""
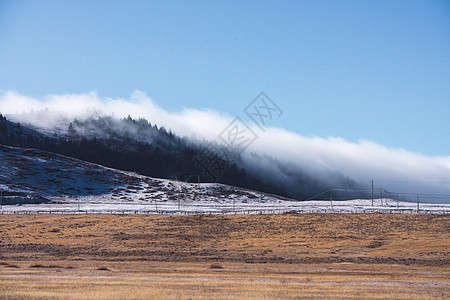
[0,213,449,299]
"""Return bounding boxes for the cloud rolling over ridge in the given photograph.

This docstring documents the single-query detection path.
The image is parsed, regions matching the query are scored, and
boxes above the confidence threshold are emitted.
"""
[1,90,449,202]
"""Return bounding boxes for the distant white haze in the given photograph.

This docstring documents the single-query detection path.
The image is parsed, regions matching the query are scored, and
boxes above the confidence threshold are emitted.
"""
[1,90,449,203]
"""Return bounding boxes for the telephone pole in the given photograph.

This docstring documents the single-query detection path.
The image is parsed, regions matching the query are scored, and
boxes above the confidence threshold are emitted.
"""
[330,190,333,211]
[371,180,374,206]
[396,193,399,210]
[416,194,420,213]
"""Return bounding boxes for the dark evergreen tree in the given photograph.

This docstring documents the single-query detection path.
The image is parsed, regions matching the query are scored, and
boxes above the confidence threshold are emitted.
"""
[68,123,77,136]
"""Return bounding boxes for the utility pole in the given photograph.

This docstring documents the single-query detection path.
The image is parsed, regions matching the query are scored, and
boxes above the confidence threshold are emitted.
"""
[371,180,373,206]
[330,190,333,211]
[396,193,399,210]
[417,194,420,213]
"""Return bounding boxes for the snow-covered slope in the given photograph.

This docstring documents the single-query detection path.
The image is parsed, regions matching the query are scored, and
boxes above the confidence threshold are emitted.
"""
[0,144,289,206]
[1,144,449,214]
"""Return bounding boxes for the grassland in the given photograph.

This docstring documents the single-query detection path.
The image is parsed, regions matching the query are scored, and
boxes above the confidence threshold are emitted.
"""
[0,213,449,299]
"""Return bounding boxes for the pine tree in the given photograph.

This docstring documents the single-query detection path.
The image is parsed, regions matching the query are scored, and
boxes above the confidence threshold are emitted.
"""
[68,123,77,137]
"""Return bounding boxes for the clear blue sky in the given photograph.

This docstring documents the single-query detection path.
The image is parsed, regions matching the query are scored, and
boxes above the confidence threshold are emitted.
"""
[1,0,449,156]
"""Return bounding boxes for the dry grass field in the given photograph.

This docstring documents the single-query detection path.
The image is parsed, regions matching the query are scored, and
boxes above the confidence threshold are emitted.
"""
[0,213,449,299]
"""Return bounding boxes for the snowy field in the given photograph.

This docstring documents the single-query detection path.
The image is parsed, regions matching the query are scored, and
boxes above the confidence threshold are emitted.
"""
[1,198,449,214]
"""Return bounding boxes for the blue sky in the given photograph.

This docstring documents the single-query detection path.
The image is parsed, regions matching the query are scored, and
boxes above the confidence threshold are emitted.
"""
[0,0,449,156]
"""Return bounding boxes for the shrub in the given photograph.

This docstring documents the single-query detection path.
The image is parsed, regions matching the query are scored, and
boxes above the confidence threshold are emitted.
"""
[208,263,224,269]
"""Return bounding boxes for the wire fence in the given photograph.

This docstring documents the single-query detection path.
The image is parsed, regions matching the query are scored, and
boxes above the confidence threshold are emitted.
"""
[1,187,449,215]
[0,202,448,215]
[1,209,447,215]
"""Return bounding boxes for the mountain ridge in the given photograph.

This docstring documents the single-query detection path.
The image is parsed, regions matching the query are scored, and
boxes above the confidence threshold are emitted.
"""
[0,143,295,208]
[1,113,342,200]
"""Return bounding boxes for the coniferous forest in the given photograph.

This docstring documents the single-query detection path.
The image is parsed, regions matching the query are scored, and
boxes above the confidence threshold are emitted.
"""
[0,114,289,198]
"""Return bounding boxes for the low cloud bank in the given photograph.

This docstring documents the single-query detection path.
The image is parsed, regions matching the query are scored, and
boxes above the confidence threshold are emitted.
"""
[1,90,449,202]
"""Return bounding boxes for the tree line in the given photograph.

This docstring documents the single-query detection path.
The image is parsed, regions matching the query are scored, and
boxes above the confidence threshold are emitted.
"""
[0,114,286,197]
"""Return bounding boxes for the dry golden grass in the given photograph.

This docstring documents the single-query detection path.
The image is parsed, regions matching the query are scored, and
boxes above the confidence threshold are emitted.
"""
[0,213,449,299]
[0,261,448,299]
[0,213,449,264]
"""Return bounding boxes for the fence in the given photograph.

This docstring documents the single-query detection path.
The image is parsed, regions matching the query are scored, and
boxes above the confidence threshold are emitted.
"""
[1,206,448,215]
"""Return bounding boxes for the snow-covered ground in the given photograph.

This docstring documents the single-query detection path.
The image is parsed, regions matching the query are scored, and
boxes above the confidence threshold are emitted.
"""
[1,198,449,214]
[1,144,449,214]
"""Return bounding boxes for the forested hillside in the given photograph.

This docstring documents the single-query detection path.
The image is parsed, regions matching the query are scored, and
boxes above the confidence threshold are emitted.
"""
[0,114,289,198]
